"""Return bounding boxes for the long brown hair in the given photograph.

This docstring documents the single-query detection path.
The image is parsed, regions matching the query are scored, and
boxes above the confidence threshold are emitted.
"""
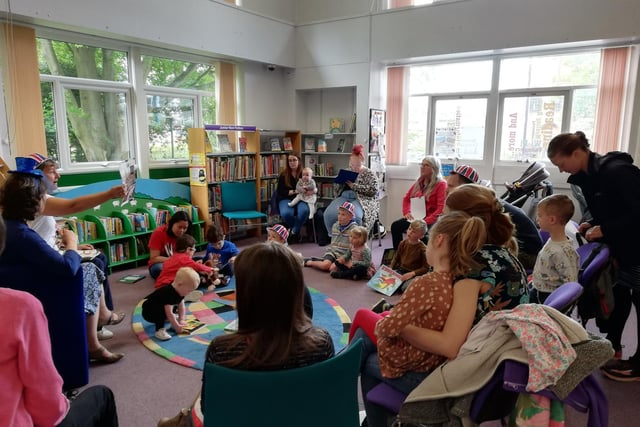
[430,211,486,277]
[283,151,302,188]
[547,131,590,158]
[445,184,518,255]
[215,242,312,369]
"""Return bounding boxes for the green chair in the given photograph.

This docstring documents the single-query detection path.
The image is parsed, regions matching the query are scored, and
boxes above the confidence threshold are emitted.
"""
[220,181,268,241]
[202,339,363,427]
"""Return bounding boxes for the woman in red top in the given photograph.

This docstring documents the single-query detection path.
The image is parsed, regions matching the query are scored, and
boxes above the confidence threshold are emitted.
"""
[148,210,192,279]
[390,156,447,249]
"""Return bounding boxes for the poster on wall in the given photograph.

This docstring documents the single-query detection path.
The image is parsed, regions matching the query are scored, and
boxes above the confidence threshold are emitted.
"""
[369,109,386,154]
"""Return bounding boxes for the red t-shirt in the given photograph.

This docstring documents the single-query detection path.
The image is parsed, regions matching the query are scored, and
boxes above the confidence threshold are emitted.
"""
[154,252,213,288]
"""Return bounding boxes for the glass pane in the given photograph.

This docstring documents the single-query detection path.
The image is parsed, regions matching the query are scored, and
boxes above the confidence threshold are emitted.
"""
[38,39,128,82]
[40,82,60,162]
[499,95,564,161]
[433,98,487,160]
[499,52,600,90]
[147,95,195,160]
[406,95,429,163]
[142,55,215,91]
[64,88,130,163]
[410,61,492,94]
[570,88,597,141]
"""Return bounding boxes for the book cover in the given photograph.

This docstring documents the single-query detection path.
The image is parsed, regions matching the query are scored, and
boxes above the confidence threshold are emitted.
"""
[118,274,146,284]
[58,248,101,261]
[349,112,357,133]
[270,137,281,151]
[304,137,316,152]
[304,154,318,171]
[180,318,206,334]
[238,137,247,152]
[367,265,403,296]
[336,138,346,153]
[330,117,345,133]
[380,248,396,267]
[282,137,293,151]
[334,169,358,184]
[218,134,232,152]
[317,139,327,152]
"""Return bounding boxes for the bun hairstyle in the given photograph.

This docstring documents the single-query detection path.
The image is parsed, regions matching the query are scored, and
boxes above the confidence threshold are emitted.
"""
[351,144,365,161]
[547,131,590,158]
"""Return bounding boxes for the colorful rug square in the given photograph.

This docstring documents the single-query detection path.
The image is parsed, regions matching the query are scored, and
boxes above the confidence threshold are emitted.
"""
[132,281,352,370]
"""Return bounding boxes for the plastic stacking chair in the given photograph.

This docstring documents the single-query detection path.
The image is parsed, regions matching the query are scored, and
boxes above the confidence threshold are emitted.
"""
[202,339,363,427]
[544,281,583,315]
[220,181,268,241]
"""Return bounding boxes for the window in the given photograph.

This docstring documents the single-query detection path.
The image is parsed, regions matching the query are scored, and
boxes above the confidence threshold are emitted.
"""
[405,51,601,164]
[38,37,217,170]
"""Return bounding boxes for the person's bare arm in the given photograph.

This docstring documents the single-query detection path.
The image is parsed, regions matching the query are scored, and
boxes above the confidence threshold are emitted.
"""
[42,185,125,216]
[400,278,481,359]
[148,249,170,265]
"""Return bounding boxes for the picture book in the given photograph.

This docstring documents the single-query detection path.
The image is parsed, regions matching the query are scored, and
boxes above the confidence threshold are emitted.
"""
[270,137,281,151]
[367,265,403,296]
[119,159,136,206]
[330,117,345,133]
[304,137,316,152]
[118,274,146,284]
[282,137,293,151]
[317,139,327,152]
[238,137,248,152]
[58,248,101,261]
[380,248,396,267]
[334,169,358,184]
[180,318,206,334]
[336,138,346,153]
[218,134,232,152]
[224,318,239,333]
[305,154,319,171]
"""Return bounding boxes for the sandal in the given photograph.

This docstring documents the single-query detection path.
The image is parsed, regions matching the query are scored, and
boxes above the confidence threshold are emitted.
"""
[88,346,124,364]
[99,311,126,328]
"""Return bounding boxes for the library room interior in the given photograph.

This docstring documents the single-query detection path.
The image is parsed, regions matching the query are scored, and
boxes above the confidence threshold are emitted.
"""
[1,1,640,426]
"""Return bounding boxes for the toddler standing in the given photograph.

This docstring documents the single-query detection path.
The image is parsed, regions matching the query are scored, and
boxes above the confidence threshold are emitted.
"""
[287,167,317,217]
[142,267,201,341]
[330,225,374,280]
[530,194,580,303]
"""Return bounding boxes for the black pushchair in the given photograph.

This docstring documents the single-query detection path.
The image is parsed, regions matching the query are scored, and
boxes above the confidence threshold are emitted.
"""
[500,162,553,209]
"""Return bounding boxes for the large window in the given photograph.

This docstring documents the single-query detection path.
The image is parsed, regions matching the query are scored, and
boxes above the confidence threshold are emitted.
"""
[38,38,217,170]
[406,51,601,164]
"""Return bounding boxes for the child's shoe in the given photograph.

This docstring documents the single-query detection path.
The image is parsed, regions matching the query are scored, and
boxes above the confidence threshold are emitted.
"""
[155,328,171,341]
[330,270,348,279]
[371,298,393,314]
[97,327,114,341]
[184,290,204,302]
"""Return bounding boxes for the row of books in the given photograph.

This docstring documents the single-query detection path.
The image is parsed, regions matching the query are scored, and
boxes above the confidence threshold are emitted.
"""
[173,205,199,222]
[108,241,131,263]
[303,137,348,153]
[126,213,149,233]
[98,216,125,238]
[261,137,293,152]
[319,183,337,198]
[260,154,287,177]
[67,218,99,243]
[206,155,256,182]
[208,186,222,211]
[259,179,278,202]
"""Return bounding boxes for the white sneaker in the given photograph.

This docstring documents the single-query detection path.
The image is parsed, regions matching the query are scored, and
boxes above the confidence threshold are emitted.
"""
[155,328,171,341]
[184,290,204,302]
[97,327,114,341]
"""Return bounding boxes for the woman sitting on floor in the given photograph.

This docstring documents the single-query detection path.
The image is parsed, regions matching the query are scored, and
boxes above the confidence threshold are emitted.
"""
[0,159,124,363]
[148,210,193,279]
[157,241,335,427]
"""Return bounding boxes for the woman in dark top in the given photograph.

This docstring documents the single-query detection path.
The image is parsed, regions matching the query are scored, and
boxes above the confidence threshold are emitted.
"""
[548,131,640,381]
[157,242,335,426]
[276,152,315,242]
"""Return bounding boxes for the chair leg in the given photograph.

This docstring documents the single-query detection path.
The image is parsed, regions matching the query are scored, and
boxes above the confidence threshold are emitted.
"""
[312,217,317,244]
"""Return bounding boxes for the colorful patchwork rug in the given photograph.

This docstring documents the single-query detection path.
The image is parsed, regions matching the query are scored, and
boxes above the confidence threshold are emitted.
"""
[132,282,352,370]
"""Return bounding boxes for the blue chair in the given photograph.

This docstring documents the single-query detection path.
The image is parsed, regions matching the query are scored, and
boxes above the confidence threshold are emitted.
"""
[202,339,363,427]
[220,181,268,241]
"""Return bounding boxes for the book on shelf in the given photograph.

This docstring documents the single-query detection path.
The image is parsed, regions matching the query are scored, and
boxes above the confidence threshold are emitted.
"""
[317,139,327,152]
[180,318,206,334]
[118,274,146,284]
[380,248,396,267]
[367,265,403,296]
[207,131,221,153]
[336,138,346,153]
[304,137,316,152]
[238,137,247,152]
[326,162,334,176]
[282,137,293,151]
[270,137,281,151]
[349,113,357,133]
[304,154,319,171]
[218,134,233,152]
[334,169,358,184]
[330,117,345,133]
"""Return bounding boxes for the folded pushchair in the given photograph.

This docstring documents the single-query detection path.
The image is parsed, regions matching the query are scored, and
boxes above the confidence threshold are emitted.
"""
[500,161,553,209]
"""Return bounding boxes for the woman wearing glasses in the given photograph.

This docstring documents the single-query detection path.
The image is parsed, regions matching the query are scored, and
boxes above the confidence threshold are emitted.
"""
[390,156,447,250]
[276,152,314,243]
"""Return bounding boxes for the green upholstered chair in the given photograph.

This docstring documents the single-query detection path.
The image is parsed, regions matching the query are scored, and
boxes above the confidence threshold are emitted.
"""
[220,181,268,241]
[202,339,363,427]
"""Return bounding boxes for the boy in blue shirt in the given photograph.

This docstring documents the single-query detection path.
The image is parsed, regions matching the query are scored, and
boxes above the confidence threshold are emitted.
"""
[204,223,239,285]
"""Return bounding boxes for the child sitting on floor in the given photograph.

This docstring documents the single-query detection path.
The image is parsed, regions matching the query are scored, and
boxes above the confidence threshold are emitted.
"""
[287,167,317,218]
[155,234,216,299]
[142,267,201,341]
[304,201,358,272]
[330,225,375,280]
[530,194,580,304]
[204,222,239,285]
[391,219,430,292]
[349,211,486,379]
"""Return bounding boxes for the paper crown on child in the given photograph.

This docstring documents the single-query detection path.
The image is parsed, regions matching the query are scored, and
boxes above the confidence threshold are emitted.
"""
[450,164,479,184]
[9,157,44,178]
[339,201,355,217]
[267,224,289,241]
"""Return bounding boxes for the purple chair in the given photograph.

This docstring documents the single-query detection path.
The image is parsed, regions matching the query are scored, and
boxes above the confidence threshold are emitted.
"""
[544,281,583,314]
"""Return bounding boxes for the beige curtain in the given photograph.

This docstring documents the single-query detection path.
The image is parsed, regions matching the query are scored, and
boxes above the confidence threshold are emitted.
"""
[592,47,629,153]
[389,0,413,8]
[386,66,407,164]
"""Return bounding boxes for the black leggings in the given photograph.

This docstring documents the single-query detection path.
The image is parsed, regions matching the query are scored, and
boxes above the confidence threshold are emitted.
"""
[58,385,118,427]
[605,264,640,359]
